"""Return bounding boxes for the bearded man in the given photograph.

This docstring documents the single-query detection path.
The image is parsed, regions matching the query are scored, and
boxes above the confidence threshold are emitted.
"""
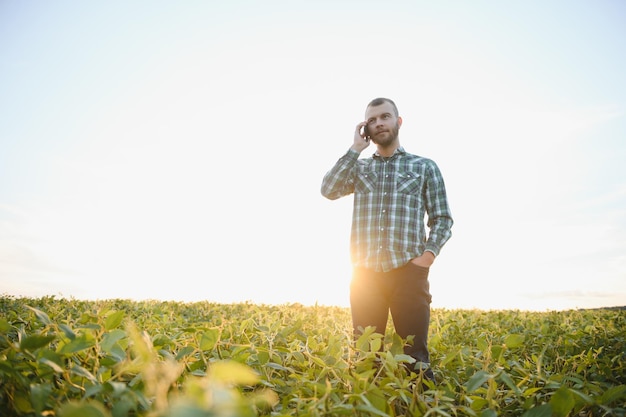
[321,97,453,384]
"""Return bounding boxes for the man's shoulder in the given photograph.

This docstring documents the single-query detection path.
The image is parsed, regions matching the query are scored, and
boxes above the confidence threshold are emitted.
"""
[400,151,437,166]
[398,152,445,178]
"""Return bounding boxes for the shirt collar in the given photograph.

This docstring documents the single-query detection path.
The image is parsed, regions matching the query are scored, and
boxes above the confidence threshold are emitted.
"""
[373,146,406,159]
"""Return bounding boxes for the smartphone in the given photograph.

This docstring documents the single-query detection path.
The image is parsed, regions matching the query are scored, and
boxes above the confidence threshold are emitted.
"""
[363,125,371,142]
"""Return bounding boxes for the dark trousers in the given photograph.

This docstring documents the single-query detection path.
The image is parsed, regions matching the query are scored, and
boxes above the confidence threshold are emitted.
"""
[350,262,432,365]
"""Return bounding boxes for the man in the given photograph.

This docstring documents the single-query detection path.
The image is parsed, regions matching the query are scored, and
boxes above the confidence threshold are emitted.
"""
[321,98,453,382]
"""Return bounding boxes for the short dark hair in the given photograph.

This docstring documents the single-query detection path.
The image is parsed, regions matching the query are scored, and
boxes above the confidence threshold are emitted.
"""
[367,97,399,117]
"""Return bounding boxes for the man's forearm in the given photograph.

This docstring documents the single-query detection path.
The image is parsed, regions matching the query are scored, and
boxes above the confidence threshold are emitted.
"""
[320,150,359,200]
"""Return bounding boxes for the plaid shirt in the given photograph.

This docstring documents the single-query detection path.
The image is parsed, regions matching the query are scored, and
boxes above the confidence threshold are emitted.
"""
[321,147,453,272]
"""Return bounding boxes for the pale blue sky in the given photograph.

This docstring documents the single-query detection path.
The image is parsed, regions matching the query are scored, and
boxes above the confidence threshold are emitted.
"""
[1,1,625,310]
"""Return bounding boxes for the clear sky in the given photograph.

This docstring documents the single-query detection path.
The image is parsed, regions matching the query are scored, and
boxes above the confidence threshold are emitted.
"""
[1,0,625,311]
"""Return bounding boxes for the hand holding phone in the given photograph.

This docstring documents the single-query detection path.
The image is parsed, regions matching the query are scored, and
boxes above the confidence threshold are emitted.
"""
[362,125,371,142]
[352,122,371,152]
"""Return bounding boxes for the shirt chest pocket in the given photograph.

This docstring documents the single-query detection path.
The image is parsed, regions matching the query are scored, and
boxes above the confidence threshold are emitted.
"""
[355,171,378,194]
[396,172,423,195]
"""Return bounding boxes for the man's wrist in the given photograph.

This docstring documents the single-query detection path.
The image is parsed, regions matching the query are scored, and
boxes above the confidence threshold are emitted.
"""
[422,251,435,266]
[348,146,364,154]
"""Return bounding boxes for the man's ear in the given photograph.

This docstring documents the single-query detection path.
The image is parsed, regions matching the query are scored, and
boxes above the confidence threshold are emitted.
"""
[397,116,403,127]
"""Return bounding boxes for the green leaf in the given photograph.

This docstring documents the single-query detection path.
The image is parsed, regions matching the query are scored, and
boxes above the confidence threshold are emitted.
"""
[365,387,389,414]
[504,334,525,348]
[390,332,404,355]
[176,345,195,360]
[200,328,220,351]
[393,353,415,365]
[466,370,490,392]
[256,349,270,365]
[104,311,124,331]
[521,404,552,417]
[498,370,522,395]
[491,344,504,359]
[355,326,380,352]
[523,387,543,396]
[25,305,52,325]
[20,334,56,352]
[209,360,259,385]
[383,350,397,370]
[569,387,594,405]
[550,386,575,417]
[59,324,76,340]
[477,336,488,351]
[265,362,291,372]
[103,381,128,397]
[0,360,17,374]
[13,392,33,413]
[152,334,173,347]
[71,365,98,383]
[58,401,111,417]
[599,384,626,405]
[469,396,488,411]
[111,397,136,417]
[480,409,497,417]
[310,355,327,368]
[440,347,462,367]
[101,329,126,354]
[0,318,11,332]
[59,335,95,354]
[30,383,52,413]
[40,357,64,373]
[370,335,382,352]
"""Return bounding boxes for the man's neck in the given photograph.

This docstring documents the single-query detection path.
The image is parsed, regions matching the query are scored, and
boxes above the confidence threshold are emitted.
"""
[376,143,400,158]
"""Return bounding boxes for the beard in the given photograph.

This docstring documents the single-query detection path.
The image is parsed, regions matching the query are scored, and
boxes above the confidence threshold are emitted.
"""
[371,121,400,147]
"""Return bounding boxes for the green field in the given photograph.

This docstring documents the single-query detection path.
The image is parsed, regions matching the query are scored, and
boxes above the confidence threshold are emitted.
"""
[0,296,624,416]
